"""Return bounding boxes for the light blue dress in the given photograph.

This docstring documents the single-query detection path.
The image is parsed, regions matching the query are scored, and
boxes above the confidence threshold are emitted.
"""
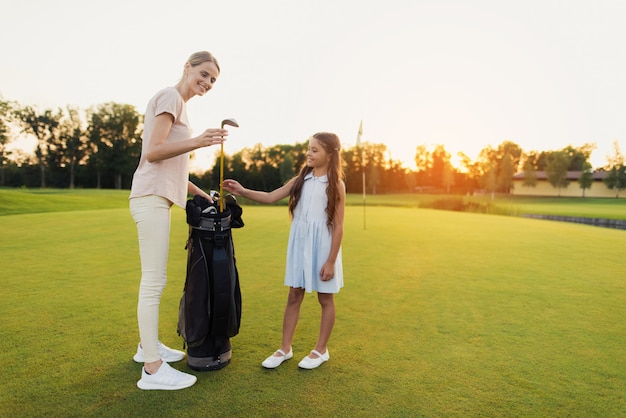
[284,173,343,293]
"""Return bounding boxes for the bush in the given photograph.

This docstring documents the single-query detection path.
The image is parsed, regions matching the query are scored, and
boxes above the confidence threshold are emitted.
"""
[419,196,506,215]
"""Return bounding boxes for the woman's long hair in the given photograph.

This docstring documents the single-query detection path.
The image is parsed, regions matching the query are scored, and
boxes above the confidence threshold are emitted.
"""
[288,132,344,230]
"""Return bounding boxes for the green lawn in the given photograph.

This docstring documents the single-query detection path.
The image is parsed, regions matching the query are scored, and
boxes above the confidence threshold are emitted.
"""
[350,193,626,220]
[0,190,624,417]
[0,188,130,216]
[2,188,626,220]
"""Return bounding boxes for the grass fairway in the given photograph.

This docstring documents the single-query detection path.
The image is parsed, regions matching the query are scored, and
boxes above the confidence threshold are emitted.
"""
[0,191,625,417]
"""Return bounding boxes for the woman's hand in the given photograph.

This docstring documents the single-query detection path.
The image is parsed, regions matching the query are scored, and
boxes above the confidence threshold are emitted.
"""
[194,128,228,148]
[147,120,228,162]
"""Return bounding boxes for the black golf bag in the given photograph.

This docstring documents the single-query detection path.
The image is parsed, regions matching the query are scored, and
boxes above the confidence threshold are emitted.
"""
[177,194,244,371]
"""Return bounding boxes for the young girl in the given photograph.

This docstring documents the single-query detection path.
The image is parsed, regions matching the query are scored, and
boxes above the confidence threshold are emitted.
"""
[223,132,345,370]
[129,51,228,390]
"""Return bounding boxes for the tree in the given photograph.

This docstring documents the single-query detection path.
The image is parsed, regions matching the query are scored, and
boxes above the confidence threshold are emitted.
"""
[279,152,295,184]
[457,152,480,194]
[342,141,385,194]
[14,105,62,187]
[604,139,626,198]
[474,141,522,195]
[237,143,279,191]
[0,97,15,186]
[431,145,454,192]
[536,144,595,171]
[604,165,626,198]
[57,106,89,188]
[544,150,571,196]
[522,152,538,188]
[563,143,596,170]
[482,160,497,199]
[217,142,306,192]
[364,143,387,194]
[495,141,522,193]
[341,147,360,192]
[431,145,447,188]
[498,151,516,193]
[42,106,89,187]
[88,103,142,189]
[476,146,497,198]
[413,144,432,187]
[442,159,455,193]
[577,161,594,198]
[383,158,410,193]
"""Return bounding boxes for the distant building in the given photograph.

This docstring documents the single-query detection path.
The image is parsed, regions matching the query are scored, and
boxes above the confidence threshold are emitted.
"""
[511,171,618,198]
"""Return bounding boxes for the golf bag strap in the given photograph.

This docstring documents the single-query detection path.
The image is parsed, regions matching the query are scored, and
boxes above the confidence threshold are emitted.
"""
[193,215,231,232]
[211,242,232,337]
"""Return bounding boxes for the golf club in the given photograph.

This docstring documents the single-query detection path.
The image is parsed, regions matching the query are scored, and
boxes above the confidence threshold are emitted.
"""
[219,118,239,211]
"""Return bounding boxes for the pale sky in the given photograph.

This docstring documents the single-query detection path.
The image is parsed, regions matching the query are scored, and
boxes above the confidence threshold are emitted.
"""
[2,0,625,170]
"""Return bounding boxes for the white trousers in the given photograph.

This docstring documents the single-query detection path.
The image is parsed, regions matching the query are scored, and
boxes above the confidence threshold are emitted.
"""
[130,195,172,363]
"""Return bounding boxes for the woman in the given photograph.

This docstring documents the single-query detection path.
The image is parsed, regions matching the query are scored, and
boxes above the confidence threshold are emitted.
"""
[129,51,227,390]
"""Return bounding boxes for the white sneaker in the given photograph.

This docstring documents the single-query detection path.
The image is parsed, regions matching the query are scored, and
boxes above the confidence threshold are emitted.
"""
[133,342,185,363]
[137,362,197,390]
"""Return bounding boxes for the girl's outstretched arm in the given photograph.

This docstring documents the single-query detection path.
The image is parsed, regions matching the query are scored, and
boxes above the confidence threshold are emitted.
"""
[320,180,346,281]
[223,178,295,204]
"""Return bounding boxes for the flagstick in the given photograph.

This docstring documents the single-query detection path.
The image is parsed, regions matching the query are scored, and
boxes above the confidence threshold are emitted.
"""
[362,165,366,230]
[356,120,366,230]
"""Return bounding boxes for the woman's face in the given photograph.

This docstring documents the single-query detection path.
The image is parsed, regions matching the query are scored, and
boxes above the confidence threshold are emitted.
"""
[184,61,220,97]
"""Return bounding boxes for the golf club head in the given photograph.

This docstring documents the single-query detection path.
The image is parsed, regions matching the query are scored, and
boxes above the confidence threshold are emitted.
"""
[221,118,239,129]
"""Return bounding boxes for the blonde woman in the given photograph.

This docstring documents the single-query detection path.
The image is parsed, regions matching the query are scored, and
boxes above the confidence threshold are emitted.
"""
[129,51,227,390]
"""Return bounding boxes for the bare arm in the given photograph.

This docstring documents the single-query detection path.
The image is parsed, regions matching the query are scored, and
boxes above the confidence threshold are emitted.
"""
[146,113,227,163]
[320,180,346,281]
[188,181,213,202]
[222,177,295,204]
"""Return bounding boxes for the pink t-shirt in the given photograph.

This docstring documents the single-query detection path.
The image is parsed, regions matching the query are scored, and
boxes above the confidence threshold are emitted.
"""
[129,87,192,208]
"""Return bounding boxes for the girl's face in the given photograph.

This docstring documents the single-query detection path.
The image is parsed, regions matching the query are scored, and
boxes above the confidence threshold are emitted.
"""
[306,137,331,169]
[184,61,220,97]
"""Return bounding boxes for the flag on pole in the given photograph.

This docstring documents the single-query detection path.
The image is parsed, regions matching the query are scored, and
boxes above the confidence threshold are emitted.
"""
[356,120,363,147]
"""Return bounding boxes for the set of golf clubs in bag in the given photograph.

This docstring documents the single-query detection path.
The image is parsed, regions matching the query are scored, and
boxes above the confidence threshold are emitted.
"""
[177,119,243,371]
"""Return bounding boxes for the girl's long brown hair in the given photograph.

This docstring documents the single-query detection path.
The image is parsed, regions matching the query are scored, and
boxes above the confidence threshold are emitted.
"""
[288,132,344,230]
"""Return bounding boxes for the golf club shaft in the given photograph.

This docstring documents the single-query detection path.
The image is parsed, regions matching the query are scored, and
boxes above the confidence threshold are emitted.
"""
[218,118,238,212]
[219,142,224,212]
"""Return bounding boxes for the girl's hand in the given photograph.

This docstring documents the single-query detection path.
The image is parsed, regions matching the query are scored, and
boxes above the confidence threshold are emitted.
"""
[319,261,335,281]
[222,179,244,195]
[194,128,228,148]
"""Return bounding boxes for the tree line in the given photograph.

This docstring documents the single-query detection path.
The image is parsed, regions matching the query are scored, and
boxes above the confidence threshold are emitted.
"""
[1,96,625,196]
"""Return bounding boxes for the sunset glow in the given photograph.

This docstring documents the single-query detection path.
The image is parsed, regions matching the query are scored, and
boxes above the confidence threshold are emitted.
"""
[2,1,623,172]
